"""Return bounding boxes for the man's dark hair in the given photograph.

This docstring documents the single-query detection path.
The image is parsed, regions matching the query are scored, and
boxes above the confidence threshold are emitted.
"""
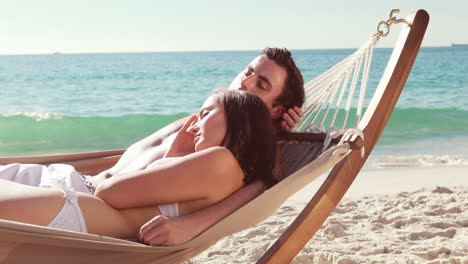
[214,89,277,188]
[261,47,305,111]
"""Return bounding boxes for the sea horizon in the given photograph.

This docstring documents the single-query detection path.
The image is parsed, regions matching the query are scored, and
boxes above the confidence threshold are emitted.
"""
[0,45,464,57]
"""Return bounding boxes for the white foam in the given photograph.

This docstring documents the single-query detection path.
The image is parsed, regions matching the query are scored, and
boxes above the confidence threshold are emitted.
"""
[2,112,63,121]
[367,154,468,168]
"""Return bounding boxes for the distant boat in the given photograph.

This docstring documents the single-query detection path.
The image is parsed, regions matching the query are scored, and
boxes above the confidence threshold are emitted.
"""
[452,43,468,47]
[52,52,62,55]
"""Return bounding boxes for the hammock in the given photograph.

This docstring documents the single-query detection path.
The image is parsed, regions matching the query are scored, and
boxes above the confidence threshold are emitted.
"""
[0,9,429,264]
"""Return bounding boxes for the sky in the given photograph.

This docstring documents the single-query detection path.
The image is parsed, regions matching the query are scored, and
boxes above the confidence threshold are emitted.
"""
[0,0,467,55]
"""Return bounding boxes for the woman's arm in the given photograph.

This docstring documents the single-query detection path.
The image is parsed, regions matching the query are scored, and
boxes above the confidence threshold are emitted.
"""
[94,147,244,209]
[138,180,265,245]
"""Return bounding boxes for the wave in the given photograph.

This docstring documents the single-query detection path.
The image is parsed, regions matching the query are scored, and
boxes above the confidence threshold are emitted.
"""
[367,154,468,168]
[0,113,187,156]
[3,108,467,139]
[309,107,468,145]
[1,108,467,157]
[1,112,64,121]
[374,108,468,145]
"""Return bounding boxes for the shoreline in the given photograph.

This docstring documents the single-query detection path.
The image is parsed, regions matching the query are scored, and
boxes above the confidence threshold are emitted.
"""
[280,165,468,207]
[290,165,468,201]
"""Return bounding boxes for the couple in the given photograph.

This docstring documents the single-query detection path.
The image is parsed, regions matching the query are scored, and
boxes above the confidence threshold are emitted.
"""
[0,47,305,245]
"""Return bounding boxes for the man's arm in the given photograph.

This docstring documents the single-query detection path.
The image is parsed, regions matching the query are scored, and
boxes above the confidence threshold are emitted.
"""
[138,180,265,246]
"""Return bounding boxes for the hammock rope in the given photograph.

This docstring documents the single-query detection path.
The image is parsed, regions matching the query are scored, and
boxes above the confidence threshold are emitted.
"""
[297,36,380,134]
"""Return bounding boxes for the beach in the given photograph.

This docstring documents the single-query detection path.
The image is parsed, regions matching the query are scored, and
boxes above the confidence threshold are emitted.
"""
[1,2,467,263]
[189,165,468,264]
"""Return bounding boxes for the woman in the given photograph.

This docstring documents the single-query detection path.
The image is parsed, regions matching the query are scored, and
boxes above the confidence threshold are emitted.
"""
[0,89,277,239]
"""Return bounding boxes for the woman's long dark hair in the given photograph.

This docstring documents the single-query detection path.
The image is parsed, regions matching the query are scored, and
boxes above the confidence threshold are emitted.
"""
[214,89,277,188]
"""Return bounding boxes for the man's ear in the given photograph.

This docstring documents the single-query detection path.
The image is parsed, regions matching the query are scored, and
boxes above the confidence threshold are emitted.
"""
[271,105,286,119]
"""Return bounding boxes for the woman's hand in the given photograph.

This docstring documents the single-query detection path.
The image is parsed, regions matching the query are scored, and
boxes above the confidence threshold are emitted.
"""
[164,114,197,158]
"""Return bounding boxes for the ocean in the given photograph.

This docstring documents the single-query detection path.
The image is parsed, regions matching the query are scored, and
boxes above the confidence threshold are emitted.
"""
[1,47,467,167]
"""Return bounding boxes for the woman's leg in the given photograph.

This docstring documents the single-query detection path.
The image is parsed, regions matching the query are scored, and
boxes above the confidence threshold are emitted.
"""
[0,179,161,238]
[0,179,64,226]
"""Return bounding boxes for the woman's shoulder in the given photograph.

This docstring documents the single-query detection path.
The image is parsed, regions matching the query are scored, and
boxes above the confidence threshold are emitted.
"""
[199,146,233,157]
[193,147,244,198]
[191,146,238,168]
[161,146,238,172]
[185,147,240,177]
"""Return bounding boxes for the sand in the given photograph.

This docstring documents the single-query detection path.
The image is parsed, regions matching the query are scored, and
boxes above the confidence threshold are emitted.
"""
[189,166,468,264]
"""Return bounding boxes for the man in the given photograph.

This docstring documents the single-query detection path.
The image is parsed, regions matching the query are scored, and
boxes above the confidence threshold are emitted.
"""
[133,47,306,246]
[228,47,305,131]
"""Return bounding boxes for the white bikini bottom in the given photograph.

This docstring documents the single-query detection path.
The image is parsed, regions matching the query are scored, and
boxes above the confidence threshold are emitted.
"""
[1,163,90,233]
[47,190,87,233]
[158,203,179,217]
[1,163,178,228]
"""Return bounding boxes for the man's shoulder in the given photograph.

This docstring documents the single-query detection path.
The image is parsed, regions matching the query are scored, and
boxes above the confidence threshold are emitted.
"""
[140,116,191,147]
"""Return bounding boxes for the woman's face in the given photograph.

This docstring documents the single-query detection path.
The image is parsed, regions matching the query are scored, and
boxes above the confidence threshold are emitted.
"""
[188,94,227,152]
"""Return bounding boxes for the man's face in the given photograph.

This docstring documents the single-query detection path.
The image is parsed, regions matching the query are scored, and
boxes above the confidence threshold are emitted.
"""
[228,55,287,119]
